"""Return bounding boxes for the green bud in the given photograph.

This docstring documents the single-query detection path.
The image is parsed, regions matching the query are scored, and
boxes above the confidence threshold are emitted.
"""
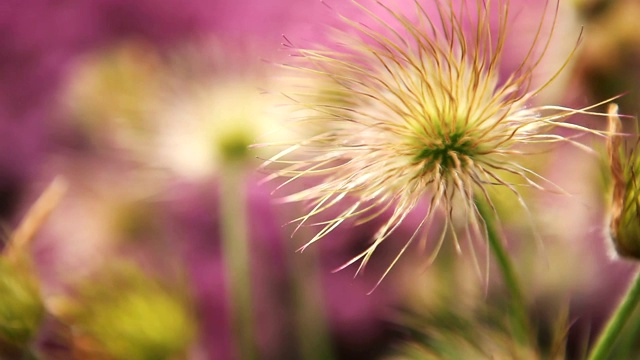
[0,258,44,354]
[67,265,196,360]
[218,128,252,163]
[606,104,640,259]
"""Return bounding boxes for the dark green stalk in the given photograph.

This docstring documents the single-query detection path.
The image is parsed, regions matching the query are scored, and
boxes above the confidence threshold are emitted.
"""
[288,243,335,360]
[475,198,531,346]
[588,270,640,360]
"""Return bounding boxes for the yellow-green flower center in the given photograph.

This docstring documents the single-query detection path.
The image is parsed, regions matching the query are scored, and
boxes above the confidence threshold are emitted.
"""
[415,130,477,173]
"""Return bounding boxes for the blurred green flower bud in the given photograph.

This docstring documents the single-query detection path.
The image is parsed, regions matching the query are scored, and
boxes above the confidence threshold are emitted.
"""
[606,104,640,259]
[65,265,196,360]
[218,128,253,163]
[0,258,44,355]
[385,307,544,360]
[0,177,65,357]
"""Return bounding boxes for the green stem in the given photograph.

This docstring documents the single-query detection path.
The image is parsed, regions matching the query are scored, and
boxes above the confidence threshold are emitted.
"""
[476,198,531,346]
[588,270,640,360]
[220,163,256,360]
[289,242,335,360]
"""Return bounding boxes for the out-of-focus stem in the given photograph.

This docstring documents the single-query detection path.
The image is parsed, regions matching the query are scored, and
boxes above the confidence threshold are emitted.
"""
[220,163,256,360]
[475,198,531,346]
[5,177,67,263]
[288,239,335,360]
[588,270,640,360]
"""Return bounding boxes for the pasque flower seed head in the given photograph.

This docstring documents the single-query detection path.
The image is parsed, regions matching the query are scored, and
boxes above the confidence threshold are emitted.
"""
[262,0,609,283]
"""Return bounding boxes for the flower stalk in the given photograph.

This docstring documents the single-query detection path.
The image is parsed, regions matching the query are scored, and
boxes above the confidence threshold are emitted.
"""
[588,270,640,360]
[288,242,335,360]
[5,177,67,263]
[476,198,531,346]
[220,162,256,360]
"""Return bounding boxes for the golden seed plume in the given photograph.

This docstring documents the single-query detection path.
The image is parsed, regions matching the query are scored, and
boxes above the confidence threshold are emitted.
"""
[262,0,610,285]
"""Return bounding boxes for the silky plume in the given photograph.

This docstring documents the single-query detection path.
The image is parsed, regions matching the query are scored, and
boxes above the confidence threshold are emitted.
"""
[260,0,610,285]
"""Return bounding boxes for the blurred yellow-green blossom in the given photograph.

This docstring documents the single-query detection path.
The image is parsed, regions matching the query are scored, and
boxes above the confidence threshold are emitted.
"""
[59,264,196,360]
[0,258,44,356]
